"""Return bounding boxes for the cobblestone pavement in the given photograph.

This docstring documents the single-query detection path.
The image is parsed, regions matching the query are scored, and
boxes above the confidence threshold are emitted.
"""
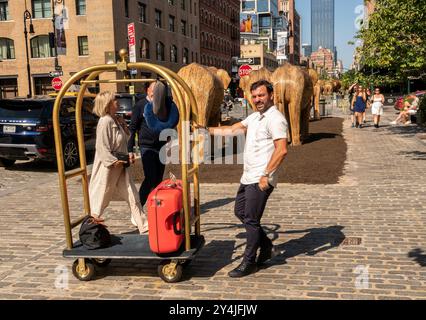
[0,103,425,300]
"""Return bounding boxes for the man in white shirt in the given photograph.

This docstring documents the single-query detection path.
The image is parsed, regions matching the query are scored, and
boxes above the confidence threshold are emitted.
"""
[197,80,288,277]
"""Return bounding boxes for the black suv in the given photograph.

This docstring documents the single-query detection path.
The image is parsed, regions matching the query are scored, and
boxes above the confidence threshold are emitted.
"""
[0,96,98,169]
[115,93,146,125]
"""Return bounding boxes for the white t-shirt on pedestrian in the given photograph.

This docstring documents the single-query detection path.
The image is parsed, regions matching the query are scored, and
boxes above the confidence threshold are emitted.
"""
[240,105,288,187]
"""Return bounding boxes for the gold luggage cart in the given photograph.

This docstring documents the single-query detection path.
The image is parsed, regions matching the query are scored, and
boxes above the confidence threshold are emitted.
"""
[53,50,204,283]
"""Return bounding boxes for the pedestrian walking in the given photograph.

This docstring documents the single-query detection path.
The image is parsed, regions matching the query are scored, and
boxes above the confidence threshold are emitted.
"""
[128,81,179,214]
[351,85,367,128]
[89,91,148,234]
[371,87,385,128]
[195,80,288,277]
[348,83,358,127]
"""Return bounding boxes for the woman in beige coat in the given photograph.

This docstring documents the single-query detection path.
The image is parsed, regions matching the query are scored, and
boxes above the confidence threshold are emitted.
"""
[89,91,148,234]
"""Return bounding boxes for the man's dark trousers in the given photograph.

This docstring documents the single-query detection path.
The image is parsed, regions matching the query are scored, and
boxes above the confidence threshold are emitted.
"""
[139,148,165,206]
[234,183,274,264]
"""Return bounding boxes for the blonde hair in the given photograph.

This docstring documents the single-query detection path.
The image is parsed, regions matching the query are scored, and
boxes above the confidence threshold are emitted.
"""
[93,91,115,117]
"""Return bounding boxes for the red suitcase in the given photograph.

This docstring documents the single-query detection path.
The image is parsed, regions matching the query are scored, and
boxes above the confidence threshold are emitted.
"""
[147,179,184,254]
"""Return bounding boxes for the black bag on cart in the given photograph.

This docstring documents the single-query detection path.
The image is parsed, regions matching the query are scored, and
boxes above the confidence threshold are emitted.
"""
[79,216,111,249]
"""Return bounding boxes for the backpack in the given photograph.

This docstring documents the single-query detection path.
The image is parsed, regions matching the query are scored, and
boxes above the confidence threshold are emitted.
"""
[79,216,111,250]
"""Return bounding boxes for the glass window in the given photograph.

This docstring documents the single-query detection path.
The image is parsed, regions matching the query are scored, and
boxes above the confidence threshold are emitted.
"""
[155,9,162,28]
[156,42,164,61]
[78,36,89,56]
[242,1,255,11]
[138,2,147,23]
[140,38,150,59]
[0,38,15,60]
[169,15,175,32]
[170,45,177,63]
[76,0,86,15]
[168,0,175,5]
[30,35,54,58]
[182,48,188,64]
[181,0,185,10]
[0,0,10,21]
[181,20,187,36]
[257,0,269,12]
[125,0,129,18]
[259,16,271,27]
[32,0,51,19]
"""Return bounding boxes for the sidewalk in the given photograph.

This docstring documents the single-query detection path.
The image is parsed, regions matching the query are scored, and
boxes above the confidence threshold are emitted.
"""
[0,104,425,300]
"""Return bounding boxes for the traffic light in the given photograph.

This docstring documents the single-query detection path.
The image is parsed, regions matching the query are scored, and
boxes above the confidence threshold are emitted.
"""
[48,32,56,49]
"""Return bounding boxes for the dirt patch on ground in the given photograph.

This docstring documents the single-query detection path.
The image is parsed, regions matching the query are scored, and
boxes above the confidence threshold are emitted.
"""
[131,117,346,185]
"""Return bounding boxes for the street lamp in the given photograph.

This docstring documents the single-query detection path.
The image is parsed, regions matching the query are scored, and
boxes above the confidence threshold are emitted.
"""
[24,7,35,98]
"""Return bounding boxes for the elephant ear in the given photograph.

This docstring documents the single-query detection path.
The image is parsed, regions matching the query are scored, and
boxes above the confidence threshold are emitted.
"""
[152,81,168,121]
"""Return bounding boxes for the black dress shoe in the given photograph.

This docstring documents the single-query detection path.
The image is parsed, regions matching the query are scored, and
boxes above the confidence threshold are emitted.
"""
[257,244,274,265]
[228,261,258,278]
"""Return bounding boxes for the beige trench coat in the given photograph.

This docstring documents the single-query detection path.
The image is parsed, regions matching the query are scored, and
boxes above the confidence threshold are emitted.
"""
[89,115,147,234]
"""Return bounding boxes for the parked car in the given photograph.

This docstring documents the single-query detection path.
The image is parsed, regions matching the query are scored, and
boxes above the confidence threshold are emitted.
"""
[0,95,98,169]
[394,91,425,111]
[115,93,146,125]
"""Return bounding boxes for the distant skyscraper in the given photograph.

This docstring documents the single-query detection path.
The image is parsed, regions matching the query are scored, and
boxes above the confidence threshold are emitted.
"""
[311,0,334,51]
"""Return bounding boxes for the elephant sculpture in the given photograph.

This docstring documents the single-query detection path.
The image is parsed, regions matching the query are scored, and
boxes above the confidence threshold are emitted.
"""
[271,63,314,146]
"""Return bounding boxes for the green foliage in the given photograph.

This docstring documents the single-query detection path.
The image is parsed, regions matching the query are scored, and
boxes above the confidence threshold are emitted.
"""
[355,0,426,84]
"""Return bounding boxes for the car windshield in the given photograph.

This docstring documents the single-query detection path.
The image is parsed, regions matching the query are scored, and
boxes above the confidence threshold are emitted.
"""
[116,97,133,111]
[0,100,52,119]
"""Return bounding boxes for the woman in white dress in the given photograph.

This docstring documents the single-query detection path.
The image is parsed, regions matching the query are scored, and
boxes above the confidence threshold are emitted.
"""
[89,91,148,234]
[371,87,385,128]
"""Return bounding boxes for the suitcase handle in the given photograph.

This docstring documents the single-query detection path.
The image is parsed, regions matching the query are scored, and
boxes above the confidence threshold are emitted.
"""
[172,211,183,235]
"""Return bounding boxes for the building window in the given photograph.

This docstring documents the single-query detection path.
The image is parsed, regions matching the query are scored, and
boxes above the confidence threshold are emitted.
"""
[138,2,147,23]
[125,0,129,18]
[168,0,175,5]
[156,42,165,61]
[181,20,187,36]
[34,76,54,95]
[78,36,89,56]
[30,35,54,58]
[170,45,177,63]
[76,0,86,15]
[32,0,52,19]
[195,26,198,39]
[0,38,14,59]
[0,0,10,21]
[180,0,185,10]
[140,38,150,59]
[155,9,162,28]
[169,15,175,32]
[182,47,188,64]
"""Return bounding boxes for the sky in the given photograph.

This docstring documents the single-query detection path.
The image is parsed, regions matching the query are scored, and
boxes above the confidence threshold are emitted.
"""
[295,0,364,69]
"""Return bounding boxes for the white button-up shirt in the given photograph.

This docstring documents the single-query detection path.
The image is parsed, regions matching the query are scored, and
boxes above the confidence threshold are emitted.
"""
[240,106,288,187]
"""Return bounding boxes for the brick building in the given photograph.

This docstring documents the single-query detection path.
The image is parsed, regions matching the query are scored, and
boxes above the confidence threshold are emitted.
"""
[199,0,240,74]
[0,0,200,98]
[278,0,301,65]
[310,46,335,76]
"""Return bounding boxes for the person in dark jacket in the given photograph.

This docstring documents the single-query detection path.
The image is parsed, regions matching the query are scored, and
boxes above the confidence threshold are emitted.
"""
[128,81,179,212]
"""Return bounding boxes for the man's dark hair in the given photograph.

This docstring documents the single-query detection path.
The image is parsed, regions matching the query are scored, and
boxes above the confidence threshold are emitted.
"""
[250,80,273,94]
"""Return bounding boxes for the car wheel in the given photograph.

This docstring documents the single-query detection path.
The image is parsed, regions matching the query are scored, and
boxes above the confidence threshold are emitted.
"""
[0,158,16,168]
[63,140,79,170]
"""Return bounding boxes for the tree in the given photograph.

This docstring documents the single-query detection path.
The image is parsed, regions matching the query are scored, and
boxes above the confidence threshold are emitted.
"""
[356,0,426,85]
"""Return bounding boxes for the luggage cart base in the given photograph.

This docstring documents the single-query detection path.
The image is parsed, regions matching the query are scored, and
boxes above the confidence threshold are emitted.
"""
[64,234,205,283]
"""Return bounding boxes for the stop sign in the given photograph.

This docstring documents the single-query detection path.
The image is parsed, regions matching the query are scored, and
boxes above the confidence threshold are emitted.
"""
[238,64,253,78]
[52,77,63,91]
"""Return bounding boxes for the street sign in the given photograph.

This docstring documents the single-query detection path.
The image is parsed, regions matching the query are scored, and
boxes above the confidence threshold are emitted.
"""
[238,65,253,78]
[49,71,63,77]
[237,58,254,65]
[51,77,63,91]
[129,86,135,95]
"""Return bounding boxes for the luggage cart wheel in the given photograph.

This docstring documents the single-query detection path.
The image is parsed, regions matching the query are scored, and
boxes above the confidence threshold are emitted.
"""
[72,258,96,281]
[92,258,112,268]
[158,260,183,283]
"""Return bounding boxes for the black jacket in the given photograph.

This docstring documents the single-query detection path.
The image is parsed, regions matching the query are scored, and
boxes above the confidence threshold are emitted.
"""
[127,97,167,152]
